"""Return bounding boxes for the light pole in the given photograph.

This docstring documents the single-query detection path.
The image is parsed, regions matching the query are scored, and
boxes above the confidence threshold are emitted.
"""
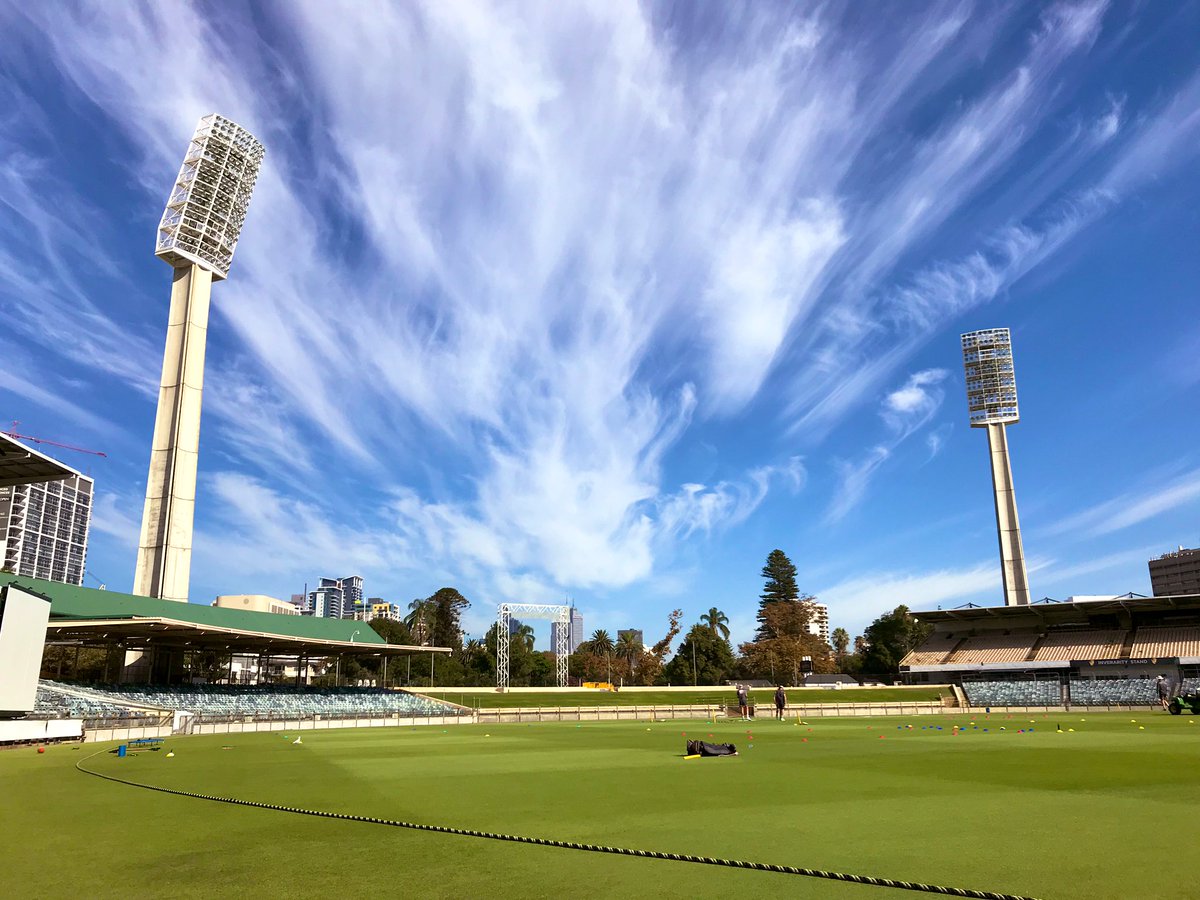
[135,115,264,602]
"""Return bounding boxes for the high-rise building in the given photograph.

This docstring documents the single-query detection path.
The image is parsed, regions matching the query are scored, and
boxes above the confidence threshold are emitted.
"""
[1149,547,1200,597]
[369,600,399,621]
[134,114,264,603]
[802,600,830,644]
[961,328,1030,607]
[0,474,93,586]
[552,607,585,654]
[307,575,364,619]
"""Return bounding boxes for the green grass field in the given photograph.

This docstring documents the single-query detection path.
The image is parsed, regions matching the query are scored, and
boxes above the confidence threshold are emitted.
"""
[425,686,952,708]
[3,711,1197,899]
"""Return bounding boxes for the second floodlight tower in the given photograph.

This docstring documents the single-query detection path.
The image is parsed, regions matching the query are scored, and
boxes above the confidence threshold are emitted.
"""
[961,328,1030,607]
[134,115,265,602]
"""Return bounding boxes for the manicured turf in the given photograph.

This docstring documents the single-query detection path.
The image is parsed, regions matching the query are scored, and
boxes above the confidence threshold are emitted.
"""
[424,686,952,708]
[4,712,1197,898]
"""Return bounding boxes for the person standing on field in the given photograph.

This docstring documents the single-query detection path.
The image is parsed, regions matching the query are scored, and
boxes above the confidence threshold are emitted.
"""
[774,684,786,720]
[1157,675,1171,711]
[737,683,749,720]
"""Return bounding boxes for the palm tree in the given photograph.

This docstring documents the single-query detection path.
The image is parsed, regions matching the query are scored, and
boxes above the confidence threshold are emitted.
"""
[700,607,730,642]
[831,627,850,666]
[615,632,641,679]
[515,623,535,653]
[404,599,435,645]
[590,630,614,655]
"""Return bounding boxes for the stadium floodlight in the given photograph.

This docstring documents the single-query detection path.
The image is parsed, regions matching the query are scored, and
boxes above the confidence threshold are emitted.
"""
[134,115,264,603]
[961,328,1030,607]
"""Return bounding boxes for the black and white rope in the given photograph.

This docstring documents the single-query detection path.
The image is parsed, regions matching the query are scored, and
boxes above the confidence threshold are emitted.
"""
[76,751,1039,899]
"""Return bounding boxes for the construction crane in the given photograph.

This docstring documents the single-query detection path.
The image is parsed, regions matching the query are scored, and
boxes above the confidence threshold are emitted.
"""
[85,571,107,591]
[3,421,107,458]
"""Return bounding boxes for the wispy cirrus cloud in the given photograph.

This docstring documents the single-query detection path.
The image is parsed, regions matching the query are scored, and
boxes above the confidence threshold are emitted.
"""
[1043,468,1200,538]
[826,369,949,523]
[2,1,1199,609]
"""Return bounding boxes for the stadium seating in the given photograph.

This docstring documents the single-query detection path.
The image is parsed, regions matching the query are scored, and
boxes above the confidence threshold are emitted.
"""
[945,633,1037,665]
[901,633,961,667]
[1130,626,1200,659]
[1031,630,1125,661]
[962,680,1061,707]
[34,683,152,719]
[48,682,469,720]
[1067,678,1157,706]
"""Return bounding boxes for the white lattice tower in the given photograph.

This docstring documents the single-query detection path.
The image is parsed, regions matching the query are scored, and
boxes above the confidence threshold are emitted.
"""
[495,603,571,690]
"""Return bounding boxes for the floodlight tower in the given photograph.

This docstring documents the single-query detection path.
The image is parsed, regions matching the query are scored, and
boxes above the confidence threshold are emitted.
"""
[961,328,1030,607]
[133,115,265,602]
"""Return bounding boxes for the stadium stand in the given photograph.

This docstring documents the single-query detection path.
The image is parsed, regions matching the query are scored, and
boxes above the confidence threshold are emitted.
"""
[34,684,151,719]
[1031,629,1125,662]
[901,633,961,667]
[1131,626,1200,659]
[44,682,469,720]
[962,680,1061,707]
[945,633,1037,665]
[1068,678,1157,706]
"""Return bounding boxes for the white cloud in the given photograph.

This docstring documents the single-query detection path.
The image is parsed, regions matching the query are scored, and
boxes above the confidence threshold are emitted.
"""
[816,561,1001,634]
[1043,468,1200,538]
[881,369,948,434]
[4,1,1200,609]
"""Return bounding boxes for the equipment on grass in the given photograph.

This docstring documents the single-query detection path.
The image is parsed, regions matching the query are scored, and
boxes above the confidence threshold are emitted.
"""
[1167,692,1200,715]
[686,739,737,757]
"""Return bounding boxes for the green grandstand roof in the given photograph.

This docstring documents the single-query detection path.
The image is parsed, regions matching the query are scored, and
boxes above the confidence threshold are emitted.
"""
[0,573,385,645]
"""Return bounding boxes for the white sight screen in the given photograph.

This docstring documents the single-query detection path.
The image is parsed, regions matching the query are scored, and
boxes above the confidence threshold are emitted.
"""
[0,585,51,715]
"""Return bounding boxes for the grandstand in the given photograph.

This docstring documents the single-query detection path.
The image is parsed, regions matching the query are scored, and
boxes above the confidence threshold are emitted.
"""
[35,679,468,720]
[1,572,465,744]
[902,593,1200,708]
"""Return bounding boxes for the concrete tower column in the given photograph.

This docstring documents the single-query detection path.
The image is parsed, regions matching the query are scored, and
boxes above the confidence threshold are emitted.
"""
[986,422,1030,607]
[133,263,212,602]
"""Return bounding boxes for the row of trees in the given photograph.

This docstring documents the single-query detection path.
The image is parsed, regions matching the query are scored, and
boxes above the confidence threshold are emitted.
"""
[361,552,932,687]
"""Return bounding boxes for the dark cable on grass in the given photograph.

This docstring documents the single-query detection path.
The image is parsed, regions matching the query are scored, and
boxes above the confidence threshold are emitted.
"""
[76,750,1040,900]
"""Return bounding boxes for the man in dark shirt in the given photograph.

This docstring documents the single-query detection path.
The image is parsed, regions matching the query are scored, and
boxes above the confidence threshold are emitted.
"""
[736,683,749,720]
[774,684,786,720]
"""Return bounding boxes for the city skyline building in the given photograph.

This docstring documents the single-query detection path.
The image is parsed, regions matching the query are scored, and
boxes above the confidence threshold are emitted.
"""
[306,575,364,619]
[550,606,584,655]
[134,114,265,603]
[961,328,1031,607]
[0,474,93,586]
[617,628,643,648]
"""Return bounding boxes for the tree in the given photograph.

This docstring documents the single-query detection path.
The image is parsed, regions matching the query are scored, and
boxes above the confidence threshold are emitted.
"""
[757,550,800,639]
[628,609,684,686]
[664,624,736,685]
[514,623,535,653]
[700,607,730,642]
[427,587,470,649]
[370,617,414,647]
[831,627,850,666]
[615,631,642,680]
[590,629,614,655]
[404,598,435,644]
[859,605,932,675]
[739,600,833,682]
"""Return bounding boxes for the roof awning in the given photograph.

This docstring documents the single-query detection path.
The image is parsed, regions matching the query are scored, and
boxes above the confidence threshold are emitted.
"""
[45,616,451,657]
[0,433,84,487]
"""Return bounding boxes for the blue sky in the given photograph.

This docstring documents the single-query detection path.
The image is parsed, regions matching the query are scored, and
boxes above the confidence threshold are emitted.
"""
[1,1,1198,648]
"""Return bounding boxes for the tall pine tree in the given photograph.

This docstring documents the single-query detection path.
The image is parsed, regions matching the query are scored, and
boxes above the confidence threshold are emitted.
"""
[756,549,799,639]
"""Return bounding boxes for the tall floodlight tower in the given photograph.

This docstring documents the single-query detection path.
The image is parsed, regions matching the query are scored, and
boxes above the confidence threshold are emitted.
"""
[961,328,1030,607]
[134,115,265,602]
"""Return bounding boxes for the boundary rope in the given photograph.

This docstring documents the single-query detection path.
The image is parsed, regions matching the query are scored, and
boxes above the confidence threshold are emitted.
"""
[76,750,1039,900]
